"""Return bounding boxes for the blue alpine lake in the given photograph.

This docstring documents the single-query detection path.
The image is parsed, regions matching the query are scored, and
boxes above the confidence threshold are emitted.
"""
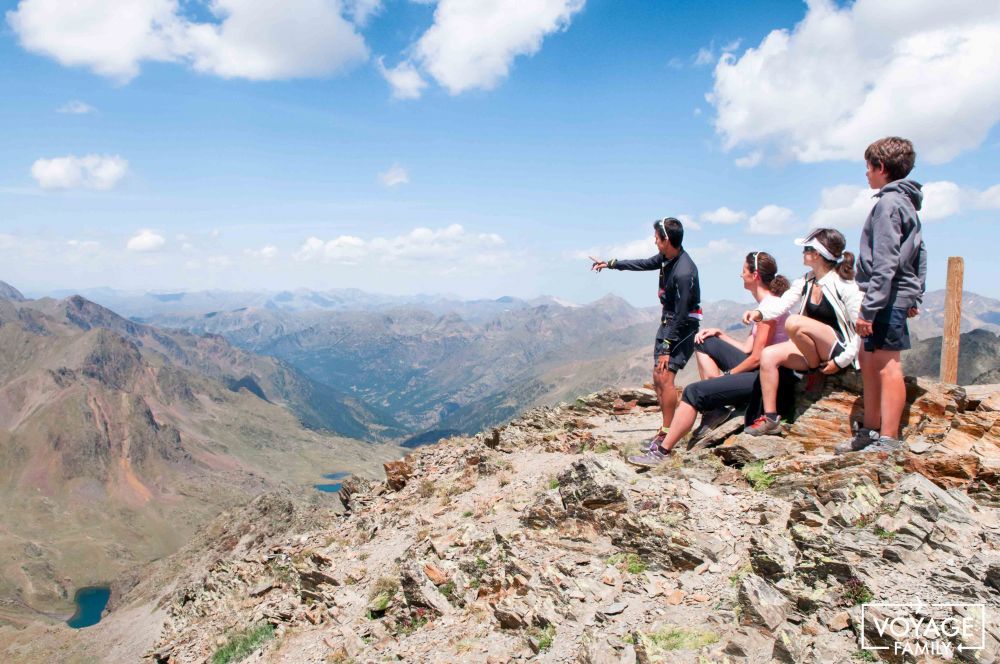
[66,586,111,629]
[315,471,350,492]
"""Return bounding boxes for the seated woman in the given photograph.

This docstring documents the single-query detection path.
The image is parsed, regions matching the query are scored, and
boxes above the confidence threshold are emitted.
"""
[744,228,862,436]
[628,251,790,467]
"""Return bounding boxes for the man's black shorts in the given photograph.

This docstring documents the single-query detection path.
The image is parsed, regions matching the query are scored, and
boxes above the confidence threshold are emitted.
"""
[653,322,698,373]
[864,306,911,352]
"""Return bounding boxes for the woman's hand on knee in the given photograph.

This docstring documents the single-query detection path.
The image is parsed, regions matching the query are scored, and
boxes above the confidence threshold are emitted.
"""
[695,328,721,344]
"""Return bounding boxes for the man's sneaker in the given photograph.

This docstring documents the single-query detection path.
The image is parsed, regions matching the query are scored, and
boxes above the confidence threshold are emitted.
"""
[863,436,905,453]
[627,447,670,468]
[745,415,781,437]
[692,406,735,440]
[834,426,879,455]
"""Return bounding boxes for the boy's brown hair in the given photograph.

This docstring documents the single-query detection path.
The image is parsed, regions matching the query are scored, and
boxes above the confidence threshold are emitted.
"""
[864,136,916,181]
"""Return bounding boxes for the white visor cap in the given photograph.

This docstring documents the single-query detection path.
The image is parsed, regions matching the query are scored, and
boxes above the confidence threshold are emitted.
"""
[793,235,838,262]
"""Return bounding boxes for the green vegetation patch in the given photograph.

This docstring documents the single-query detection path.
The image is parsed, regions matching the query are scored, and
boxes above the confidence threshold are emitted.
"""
[607,552,647,575]
[641,625,719,653]
[211,622,275,664]
[841,577,874,605]
[741,461,775,491]
[527,624,555,652]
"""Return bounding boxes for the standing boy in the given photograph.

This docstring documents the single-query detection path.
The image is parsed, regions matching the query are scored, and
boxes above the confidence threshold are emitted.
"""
[837,136,926,454]
[591,217,701,465]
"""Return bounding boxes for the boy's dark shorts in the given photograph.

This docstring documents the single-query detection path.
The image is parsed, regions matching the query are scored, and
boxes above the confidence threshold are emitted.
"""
[864,306,911,352]
[653,322,697,373]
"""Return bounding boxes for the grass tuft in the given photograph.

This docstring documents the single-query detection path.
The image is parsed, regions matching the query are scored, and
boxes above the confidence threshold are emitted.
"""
[211,623,274,664]
[741,461,775,491]
[641,625,719,652]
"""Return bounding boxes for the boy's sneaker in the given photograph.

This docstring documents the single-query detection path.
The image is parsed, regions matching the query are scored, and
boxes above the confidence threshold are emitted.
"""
[834,426,880,455]
[692,406,735,440]
[745,415,781,437]
[863,436,906,453]
[627,447,670,468]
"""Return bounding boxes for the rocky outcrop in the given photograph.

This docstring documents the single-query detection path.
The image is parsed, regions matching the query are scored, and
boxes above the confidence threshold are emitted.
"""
[41,379,998,663]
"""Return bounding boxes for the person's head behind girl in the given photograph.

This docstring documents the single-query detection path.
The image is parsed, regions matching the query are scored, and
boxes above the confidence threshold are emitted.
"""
[796,228,855,281]
[743,251,790,297]
[864,136,915,187]
[652,217,683,257]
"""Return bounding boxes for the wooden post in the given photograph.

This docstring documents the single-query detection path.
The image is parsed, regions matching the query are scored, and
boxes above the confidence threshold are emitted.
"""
[939,257,964,384]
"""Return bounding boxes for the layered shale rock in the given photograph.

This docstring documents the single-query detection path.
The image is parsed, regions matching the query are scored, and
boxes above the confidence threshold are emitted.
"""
[16,377,996,663]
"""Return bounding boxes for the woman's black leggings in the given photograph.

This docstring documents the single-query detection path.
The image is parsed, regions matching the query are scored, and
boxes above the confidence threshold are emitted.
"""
[680,336,758,412]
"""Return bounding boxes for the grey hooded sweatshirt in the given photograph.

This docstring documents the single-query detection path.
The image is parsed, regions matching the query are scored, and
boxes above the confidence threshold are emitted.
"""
[856,179,927,321]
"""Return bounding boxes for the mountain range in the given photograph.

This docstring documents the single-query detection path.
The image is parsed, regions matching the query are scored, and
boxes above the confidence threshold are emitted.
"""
[77,285,999,444]
[0,282,401,624]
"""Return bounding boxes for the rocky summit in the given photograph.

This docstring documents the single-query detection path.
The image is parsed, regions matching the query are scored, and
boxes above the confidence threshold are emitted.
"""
[6,375,999,663]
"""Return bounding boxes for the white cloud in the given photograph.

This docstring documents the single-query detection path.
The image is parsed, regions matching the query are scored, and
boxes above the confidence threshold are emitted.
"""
[412,0,585,94]
[244,245,278,260]
[701,206,747,225]
[748,204,796,235]
[57,100,95,114]
[693,39,741,67]
[709,0,1000,165]
[295,224,508,270]
[184,0,367,80]
[980,184,1000,209]
[378,163,410,187]
[31,154,128,190]
[67,239,101,252]
[7,0,368,82]
[675,214,702,232]
[343,0,381,25]
[809,185,877,228]
[809,179,1000,227]
[206,255,232,268]
[734,151,762,168]
[920,181,962,221]
[688,238,742,264]
[377,58,428,100]
[693,47,714,67]
[126,229,165,252]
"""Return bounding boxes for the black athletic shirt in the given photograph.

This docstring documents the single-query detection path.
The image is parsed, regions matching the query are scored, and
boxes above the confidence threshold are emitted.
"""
[804,288,838,330]
[608,249,701,345]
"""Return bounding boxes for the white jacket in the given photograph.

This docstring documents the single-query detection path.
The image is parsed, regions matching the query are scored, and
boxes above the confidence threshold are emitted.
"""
[755,270,863,369]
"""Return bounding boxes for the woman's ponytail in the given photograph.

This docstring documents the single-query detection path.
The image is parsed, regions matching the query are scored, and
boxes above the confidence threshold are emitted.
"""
[837,251,856,281]
[769,274,791,296]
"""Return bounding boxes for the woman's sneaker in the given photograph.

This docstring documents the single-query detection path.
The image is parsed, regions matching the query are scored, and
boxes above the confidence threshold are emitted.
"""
[644,428,668,452]
[745,415,781,437]
[627,447,670,468]
[692,406,735,440]
[834,426,879,455]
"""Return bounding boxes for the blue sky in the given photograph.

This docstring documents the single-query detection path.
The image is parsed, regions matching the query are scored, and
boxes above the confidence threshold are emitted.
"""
[2,0,999,307]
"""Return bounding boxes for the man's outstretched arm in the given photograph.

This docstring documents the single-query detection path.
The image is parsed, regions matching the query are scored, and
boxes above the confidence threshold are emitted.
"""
[604,254,663,271]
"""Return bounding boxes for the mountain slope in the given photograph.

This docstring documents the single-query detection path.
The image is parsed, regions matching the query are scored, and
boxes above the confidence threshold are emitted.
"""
[0,293,402,624]
[23,295,403,440]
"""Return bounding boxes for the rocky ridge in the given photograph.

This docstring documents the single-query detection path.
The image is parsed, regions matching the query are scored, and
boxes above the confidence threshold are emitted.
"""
[8,376,997,663]
[115,374,1000,664]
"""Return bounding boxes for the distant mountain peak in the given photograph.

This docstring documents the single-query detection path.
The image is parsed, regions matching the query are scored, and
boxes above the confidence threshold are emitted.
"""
[0,280,26,301]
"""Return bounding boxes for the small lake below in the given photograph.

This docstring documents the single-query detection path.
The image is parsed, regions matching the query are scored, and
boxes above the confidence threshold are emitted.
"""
[315,471,350,493]
[66,586,110,629]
